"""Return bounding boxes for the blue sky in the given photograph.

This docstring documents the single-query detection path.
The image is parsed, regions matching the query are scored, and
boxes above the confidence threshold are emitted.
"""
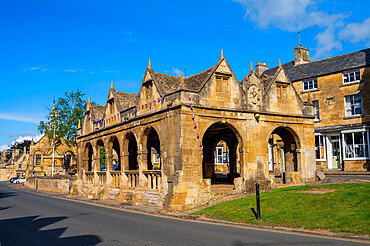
[0,0,369,149]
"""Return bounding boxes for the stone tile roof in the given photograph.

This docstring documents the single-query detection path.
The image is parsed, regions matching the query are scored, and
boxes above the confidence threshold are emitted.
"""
[90,104,105,119]
[114,91,139,111]
[263,48,370,81]
[152,72,182,94]
[150,62,218,94]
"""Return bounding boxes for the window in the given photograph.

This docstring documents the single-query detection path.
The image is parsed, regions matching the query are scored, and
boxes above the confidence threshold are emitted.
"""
[315,135,326,160]
[313,100,319,120]
[35,154,41,166]
[303,79,317,91]
[343,132,369,159]
[215,75,230,92]
[214,147,223,165]
[343,70,360,84]
[151,148,160,164]
[18,164,22,170]
[345,94,362,116]
[65,154,72,166]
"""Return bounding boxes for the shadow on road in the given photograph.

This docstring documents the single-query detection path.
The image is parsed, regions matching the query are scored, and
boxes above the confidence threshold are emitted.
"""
[0,214,101,245]
[0,190,17,199]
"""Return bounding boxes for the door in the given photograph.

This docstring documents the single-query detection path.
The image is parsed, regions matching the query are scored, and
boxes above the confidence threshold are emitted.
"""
[330,136,341,169]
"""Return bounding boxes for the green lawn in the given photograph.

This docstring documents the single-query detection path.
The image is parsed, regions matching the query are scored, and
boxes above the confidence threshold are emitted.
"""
[192,183,370,235]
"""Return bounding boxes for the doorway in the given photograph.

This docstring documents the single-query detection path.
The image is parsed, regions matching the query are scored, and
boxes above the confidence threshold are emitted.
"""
[328,135,341,169]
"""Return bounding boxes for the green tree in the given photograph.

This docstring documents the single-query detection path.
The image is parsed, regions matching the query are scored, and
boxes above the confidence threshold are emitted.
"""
[100,146,106,168]
[38,90,87,147]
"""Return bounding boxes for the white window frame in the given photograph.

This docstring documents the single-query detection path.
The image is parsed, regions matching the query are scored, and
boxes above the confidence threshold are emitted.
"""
[214,146,223,165]
[313,100,320,121]
[344,94,363,117]
[315,134,326,161]
[303,78,318,91]
[343,70,360,84]
[342,130,370,160]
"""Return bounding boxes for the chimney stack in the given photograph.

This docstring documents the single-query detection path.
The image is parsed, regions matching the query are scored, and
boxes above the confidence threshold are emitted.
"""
[255,62,268,77]
[294,46,310,65]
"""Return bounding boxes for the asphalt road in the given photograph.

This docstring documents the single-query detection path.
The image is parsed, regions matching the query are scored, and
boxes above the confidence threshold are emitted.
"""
[0,182,368,246]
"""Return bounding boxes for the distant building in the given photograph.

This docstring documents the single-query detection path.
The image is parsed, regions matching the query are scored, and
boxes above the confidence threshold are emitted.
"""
[27,135,77,177]
[0,148,28,181]
[264,47,370,171]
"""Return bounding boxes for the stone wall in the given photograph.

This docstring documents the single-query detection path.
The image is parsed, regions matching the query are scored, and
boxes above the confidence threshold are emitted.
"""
[26,177,72,194]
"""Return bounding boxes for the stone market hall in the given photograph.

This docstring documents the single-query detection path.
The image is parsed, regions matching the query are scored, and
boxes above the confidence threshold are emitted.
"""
[75,51,316,211]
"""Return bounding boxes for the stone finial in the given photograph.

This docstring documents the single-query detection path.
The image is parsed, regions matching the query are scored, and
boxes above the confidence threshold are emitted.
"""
[179,73,185,88]
[279,59,282,67]
[148,59,151,68]
[78,119,81,129]
[88,96,91,104]
[111,81,114,89]
[221,49,224,58]
[31,138,34,145]
[250,62,253,72]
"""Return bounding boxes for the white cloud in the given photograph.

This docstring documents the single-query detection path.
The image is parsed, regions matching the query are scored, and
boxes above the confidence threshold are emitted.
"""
[0,144,9,151]
[235,0,368,58]
[171,68,183,77]
[64,69,76,72]
[117,31,135,42]
[0,134,43,151]
[339,17,370,46]
[0,112,41,124]
[30,67,40,70]
[314,28,342,59]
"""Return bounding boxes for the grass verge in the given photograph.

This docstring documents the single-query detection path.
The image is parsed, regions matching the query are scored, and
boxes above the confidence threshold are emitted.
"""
[192,183,370,236]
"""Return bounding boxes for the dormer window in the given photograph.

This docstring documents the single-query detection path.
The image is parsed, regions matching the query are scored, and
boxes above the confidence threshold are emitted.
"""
[143,82,153,99]
[303,78,317,91]
[343,70,360,84]
[109,100,114,114]
[215,75,230,92]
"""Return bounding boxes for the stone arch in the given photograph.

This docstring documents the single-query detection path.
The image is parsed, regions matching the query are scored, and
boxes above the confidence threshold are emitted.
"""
[201,122,243,184]
[267,125,301,184]
[107,135,121,171]
[83,142,94,171]
[95,139,106,171]
[141,127,161,170]
[31,148,44,156]
[123,132,138,170]
[63,149,75,172]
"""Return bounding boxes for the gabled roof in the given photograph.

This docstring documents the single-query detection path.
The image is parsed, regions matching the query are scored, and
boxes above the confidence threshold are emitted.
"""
[89,104,105,119]
[143,59,223,94]
[112,90,138,112]
[263,48,370,82]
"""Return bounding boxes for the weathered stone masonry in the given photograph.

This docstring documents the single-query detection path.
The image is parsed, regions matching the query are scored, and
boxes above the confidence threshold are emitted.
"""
[74,53,316,211]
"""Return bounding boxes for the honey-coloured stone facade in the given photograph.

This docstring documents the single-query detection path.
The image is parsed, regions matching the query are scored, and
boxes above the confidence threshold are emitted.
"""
[264,47,370,172]
[75,52,316,211]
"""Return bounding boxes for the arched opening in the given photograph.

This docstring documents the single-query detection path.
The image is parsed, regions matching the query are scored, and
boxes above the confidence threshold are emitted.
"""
[202,123,240,184]
[64,150,74,173]
[96,139,106,171]
[144,128,161,170]
[128,133,138,170]
[85,143,93,171]
[268,126,300,184]
[109,136,121,171]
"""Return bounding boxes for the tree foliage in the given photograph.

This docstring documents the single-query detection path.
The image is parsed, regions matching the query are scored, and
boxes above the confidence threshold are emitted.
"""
[38,90,86,147]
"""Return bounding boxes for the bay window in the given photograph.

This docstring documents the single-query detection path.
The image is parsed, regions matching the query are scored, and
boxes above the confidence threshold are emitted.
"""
[343,131,369,159]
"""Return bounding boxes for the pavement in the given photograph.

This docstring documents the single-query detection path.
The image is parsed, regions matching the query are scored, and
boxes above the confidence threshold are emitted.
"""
[7,177,370,242]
